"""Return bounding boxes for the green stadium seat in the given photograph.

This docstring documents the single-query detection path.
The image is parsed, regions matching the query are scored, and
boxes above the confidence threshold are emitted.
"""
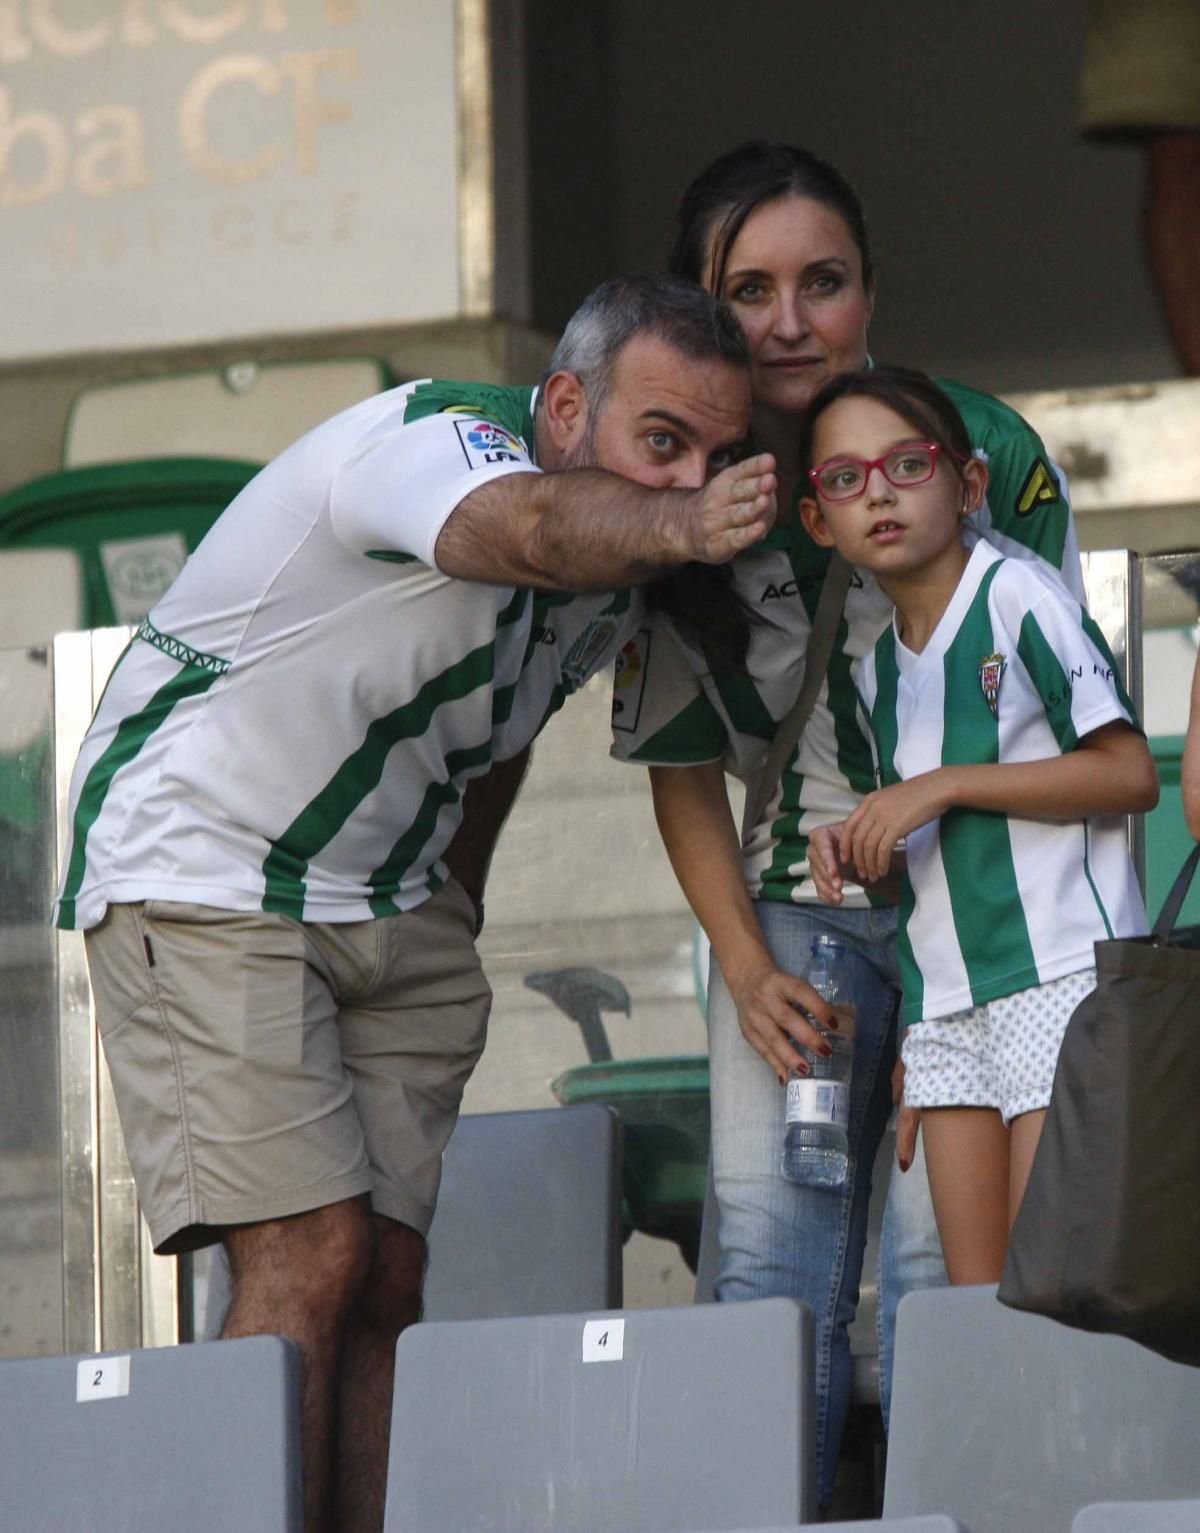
[0,458,260,629]
[63,358,393,467]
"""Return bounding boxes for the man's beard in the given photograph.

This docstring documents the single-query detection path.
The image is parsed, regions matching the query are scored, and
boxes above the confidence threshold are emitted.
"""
[559,413,600,472]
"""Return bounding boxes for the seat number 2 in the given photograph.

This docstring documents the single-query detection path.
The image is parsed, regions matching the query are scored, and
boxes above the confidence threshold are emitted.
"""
[76,1355,131,1402]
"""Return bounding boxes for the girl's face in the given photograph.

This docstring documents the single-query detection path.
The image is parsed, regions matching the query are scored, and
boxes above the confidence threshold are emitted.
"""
[709,194,874,418]
[799,395,985,582]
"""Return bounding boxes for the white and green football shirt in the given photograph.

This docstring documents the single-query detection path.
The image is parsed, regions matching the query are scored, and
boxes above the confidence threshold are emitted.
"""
[611,379,1080,908]
[55,379,640,931]
[856,540,1146,1025]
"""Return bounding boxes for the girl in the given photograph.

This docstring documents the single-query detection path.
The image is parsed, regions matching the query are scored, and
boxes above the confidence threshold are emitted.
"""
[801,367,1158,1278]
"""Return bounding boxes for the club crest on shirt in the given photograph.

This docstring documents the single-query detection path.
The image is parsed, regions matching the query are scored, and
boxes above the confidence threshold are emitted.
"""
[562,616,620,688]
[979,652,1006,716]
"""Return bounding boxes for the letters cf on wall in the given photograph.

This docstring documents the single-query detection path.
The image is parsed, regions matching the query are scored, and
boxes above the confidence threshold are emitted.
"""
[0,2,464,359]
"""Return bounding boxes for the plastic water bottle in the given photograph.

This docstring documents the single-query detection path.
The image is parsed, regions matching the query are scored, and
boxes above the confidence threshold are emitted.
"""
[781,934,856,1189]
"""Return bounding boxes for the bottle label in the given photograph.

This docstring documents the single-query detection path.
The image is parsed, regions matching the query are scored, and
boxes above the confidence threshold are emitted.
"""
[786,1076,849,1129]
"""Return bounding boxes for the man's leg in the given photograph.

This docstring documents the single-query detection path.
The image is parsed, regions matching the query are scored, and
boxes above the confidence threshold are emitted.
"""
[335,1214,426,1531]
[223,1198,374,1533]
[326,879,492,1532]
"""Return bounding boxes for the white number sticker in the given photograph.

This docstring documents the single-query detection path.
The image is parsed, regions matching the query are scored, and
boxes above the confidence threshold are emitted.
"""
[76,1355,131,1402]
[581,1318,625,1362]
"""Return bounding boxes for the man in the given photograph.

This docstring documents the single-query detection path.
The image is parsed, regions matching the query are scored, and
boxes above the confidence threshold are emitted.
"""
[54,274,775,1533]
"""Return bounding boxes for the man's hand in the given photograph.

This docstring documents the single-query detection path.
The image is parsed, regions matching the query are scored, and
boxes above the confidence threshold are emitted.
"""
[728,960,837,1085]
[679,453,777,564]
[838,771,951,884]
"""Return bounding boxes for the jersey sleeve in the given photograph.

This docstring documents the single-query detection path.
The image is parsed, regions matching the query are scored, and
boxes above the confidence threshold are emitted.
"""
[1011,578,1141,750]
[941,377,1086,604]
[968,427,1085,604]
[609,614,729,766]
[329,411,540,569]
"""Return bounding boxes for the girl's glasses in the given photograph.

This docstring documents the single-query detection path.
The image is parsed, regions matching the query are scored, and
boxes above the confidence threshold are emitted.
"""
[808,442,941,502]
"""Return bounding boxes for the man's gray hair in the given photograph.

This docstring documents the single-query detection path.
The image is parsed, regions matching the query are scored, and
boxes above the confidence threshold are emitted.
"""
[545,273,749,415]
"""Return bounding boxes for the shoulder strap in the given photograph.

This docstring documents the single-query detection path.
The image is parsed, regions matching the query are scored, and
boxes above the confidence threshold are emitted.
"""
[1153,842,1200,943]
[741,552,853,844]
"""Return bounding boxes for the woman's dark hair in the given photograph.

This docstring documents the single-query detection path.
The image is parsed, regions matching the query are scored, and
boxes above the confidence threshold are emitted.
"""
[657,142,875,671]
[797,367,973,486]
[669,140,874,297]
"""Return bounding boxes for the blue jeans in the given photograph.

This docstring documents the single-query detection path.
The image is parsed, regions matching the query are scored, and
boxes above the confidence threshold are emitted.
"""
[707,900,946,1508]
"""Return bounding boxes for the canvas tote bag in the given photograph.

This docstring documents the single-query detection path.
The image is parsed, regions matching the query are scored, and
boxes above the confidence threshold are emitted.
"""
[998,843,1200,1365]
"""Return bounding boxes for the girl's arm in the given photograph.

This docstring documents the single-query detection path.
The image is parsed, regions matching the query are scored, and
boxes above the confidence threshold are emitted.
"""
[648,761,835,1084]
[1183,650,1200,839]
[839,720,1159,884]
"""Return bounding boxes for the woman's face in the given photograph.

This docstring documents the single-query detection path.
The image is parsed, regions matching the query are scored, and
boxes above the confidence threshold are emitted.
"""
[710,194,874,417]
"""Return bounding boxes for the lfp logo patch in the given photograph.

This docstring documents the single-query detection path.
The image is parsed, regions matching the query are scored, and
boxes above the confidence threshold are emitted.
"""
[454,417,528,468]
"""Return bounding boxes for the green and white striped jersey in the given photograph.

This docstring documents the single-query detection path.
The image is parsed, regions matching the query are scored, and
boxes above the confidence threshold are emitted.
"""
[610,379,1080,908]
[55,379,639,931]
[857,541,1145,1025]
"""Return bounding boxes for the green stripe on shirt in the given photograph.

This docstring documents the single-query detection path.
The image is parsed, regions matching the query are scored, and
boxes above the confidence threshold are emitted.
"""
[261,640,496,918]
[367,739,494,916]
[939,564,1037,1003]
[1017,607,1080,752]
[56,662,224,928]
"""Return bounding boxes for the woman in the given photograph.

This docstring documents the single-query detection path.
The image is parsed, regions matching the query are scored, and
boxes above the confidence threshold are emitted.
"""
[610,141,1083,1510]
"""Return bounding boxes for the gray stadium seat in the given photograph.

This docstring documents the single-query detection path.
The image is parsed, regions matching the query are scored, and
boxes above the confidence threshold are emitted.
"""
[885,1285,1200,1533]
[0,1335,299,1531]
[423,1103,623,1318]
[678,1520,970,1532]
[201,1103,622,1336]
[384,1297,817,1532]
[1073,1502,1200,1532]
[822,1522,969,1532]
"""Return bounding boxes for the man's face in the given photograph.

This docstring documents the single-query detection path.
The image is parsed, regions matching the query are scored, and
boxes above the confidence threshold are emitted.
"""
[567,333,751,489]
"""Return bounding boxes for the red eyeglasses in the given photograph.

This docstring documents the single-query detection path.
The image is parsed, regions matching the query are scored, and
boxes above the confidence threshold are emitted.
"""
[808,443,942,502]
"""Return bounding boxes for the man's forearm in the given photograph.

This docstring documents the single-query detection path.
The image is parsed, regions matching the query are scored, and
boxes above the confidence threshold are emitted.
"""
[433,456,775,590]
[435,470,682,589]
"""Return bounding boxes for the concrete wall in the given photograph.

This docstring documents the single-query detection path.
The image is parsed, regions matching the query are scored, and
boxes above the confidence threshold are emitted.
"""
[527,0,1176,395]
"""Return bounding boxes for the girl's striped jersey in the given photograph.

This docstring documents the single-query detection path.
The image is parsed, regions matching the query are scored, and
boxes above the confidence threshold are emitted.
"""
[856,541,1146,1025]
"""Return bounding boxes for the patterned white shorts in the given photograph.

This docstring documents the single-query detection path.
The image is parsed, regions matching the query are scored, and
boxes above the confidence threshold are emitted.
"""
[901,967,1097,1126]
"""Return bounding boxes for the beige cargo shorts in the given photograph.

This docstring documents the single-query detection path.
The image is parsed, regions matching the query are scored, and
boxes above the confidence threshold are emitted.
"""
[83,881,491,1254]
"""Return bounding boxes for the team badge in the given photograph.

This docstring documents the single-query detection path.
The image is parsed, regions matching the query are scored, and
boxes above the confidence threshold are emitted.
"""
[562,616,620,689]
[1015,457,1059,516]
[978,652,1006,716]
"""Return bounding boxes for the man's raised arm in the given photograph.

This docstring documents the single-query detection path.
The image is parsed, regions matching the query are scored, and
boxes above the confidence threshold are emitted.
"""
[433,454,777,590]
